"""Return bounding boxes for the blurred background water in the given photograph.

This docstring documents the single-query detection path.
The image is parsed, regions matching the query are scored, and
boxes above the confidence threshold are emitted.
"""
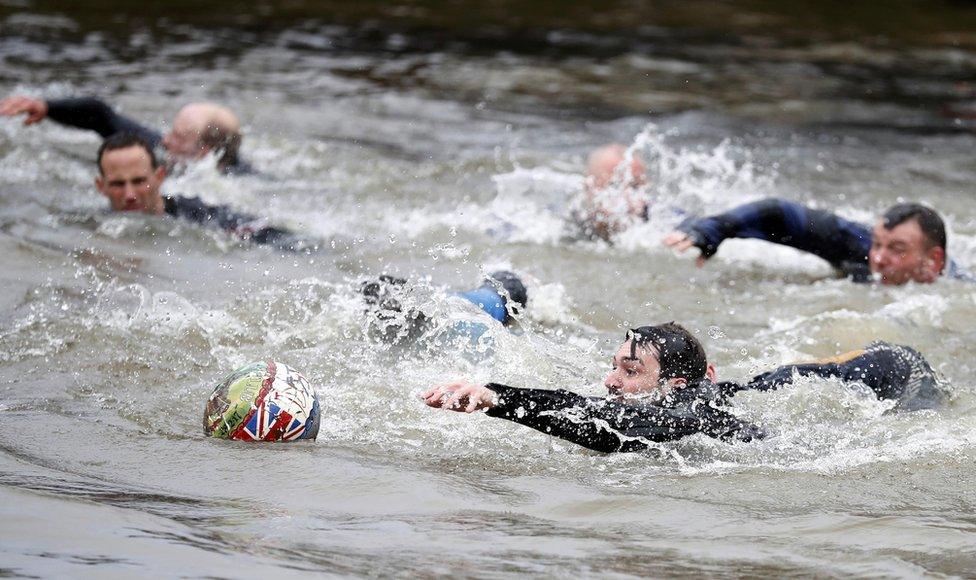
[3,1,976,576]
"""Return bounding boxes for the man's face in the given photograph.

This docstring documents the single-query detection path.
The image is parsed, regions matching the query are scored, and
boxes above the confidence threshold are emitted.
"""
[161,108,207,160]
[869,219,944,285]
[604,340,666,398]
[95,146,165,213]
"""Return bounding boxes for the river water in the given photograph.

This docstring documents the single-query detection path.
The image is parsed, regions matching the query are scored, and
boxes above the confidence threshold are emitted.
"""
[3,1,976,577]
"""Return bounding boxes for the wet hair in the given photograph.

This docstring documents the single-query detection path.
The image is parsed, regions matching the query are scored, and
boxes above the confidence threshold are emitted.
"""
[627,322,707,382]
[200,125,241,168]
[96,132,158,174]
[882,203,947,251]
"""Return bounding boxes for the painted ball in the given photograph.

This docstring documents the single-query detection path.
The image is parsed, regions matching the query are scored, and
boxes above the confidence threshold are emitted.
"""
[204,360,320,442]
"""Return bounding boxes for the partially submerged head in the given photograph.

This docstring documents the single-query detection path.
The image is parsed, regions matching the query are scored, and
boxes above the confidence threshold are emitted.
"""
[869,203,947,285]
[604,322,715,399]
[581,144,649,239]
[586,144,646,191]
[457,270,529,325]
[95,132,166,214]
[162,102,242,168]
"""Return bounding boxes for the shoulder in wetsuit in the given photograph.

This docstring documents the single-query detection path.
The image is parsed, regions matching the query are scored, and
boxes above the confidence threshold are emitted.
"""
[163,195,314,251]
[675,198,973,282]
[479,341,946,452]
[46,97,254,175]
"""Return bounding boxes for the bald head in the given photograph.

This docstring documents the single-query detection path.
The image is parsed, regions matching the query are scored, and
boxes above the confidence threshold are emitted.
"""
[163,102,242,168]
[587,144,646,190]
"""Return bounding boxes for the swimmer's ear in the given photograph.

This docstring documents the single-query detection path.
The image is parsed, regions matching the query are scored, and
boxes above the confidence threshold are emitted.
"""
[706,364,717,382]
[924,245,946,278]
[154,164,167,182]
[95,174,107,196]
[666,377,687,389]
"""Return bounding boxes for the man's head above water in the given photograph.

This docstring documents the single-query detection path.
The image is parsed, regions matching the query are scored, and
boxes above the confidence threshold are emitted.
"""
[95,132,166,214]
[162,102,242,169]
[604,322,716,399]
[870,203,947,285]
[586,144,646,191]
[579,143,649,239]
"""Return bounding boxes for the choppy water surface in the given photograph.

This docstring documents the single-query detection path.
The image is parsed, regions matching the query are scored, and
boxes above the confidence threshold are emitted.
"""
[3,1,976,576]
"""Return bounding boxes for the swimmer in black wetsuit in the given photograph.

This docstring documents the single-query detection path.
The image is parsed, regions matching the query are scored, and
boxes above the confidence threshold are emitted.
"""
[663,198,972,284]
[424,323,948,452]
[93,132,308,250]
[0,94,251,175]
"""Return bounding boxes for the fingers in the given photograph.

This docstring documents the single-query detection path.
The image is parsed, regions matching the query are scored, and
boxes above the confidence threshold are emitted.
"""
[0,96,46,124]
[423,381,491,413]
[0,96,29,116]
[422,380,469,409]
[662,231,690,250]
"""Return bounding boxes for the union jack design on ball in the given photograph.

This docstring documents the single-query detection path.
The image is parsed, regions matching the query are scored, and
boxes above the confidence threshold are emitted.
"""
[204,360,321,442]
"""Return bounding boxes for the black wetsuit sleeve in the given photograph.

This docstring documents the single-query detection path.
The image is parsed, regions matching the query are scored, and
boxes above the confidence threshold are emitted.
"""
[45,97,162,147]
[163,195,317,252]
[677,198,874,280]
[483,383,760,452]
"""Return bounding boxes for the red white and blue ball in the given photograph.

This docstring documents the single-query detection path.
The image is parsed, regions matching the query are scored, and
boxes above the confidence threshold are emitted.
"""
[204,360,320,442]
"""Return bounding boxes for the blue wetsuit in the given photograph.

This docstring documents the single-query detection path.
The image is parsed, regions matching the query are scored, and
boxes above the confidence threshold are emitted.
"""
[676,198,972,282]
[163,195,313,251]
[46,97,253,175]
[484,342,946,453]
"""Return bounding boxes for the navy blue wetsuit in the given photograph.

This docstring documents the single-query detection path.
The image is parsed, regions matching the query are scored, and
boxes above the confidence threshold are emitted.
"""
[163,195,313,251]
[46,97,253,175]
[484,342,946,453]
[676,198,972,281]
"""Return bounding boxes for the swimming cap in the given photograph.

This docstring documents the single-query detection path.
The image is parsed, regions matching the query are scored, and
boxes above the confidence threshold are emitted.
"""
[457,270,528,325]
[204,360,320,441]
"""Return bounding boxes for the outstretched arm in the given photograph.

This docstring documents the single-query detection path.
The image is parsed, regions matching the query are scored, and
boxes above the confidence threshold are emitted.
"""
[425,381,761,452]
[13,95,163,146]
[663,198,873,277]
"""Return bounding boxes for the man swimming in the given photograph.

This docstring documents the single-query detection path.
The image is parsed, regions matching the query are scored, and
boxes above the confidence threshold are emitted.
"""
[361,270,528,344]
[424,322,947,452]
[573,143,649,240]
[0,94,250,174]
[94,132,307,250]
[663,198,972,284]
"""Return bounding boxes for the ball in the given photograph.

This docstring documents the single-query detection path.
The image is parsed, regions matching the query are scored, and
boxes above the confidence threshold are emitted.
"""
[203,360,321,441]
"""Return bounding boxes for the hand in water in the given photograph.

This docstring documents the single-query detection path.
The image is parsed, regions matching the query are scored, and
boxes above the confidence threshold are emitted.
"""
[0,96,48,125]
[662,231,707,267]
[423,380,496,413]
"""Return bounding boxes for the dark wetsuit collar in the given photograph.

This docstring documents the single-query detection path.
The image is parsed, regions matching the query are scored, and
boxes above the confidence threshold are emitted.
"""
[656,378,725,407]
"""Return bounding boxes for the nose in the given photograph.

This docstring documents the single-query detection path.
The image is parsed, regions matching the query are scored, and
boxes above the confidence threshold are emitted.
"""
[123,183,139,204]
[871,247,889,266]
[604,370,621,393]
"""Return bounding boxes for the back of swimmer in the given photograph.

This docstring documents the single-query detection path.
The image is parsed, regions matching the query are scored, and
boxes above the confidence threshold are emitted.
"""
[361,270,529,344]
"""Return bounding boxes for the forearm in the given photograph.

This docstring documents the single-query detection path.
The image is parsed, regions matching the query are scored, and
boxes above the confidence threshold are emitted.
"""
[484,383,643,452]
